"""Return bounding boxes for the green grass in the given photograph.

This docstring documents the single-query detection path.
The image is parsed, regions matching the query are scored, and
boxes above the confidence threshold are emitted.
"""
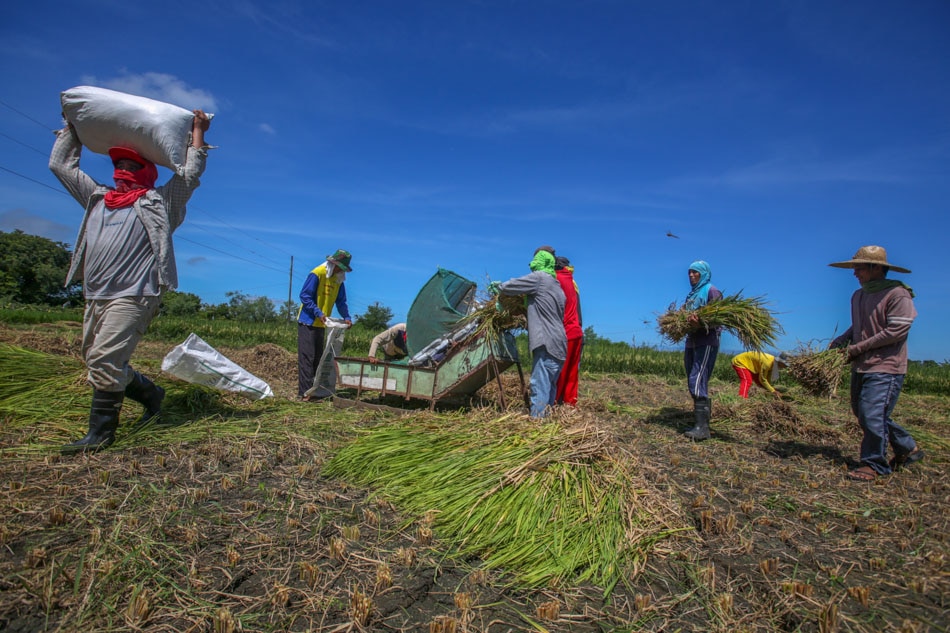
[4,307,949,396]
[0,305,83,324]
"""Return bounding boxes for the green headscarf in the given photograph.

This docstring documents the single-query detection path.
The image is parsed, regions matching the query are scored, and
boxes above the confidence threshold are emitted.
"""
[529,250,556,278]
[862,279,915,298]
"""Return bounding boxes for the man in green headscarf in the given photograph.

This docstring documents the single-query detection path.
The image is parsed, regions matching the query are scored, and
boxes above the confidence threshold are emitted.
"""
[828,245,924,482]
[491,247,567,418]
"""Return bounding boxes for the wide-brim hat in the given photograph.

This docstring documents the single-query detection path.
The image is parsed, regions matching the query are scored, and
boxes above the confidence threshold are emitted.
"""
[828,245,910,274]
[327,249,352,272]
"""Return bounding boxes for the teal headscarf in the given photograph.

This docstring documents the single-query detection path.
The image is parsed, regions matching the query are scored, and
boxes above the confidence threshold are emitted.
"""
[529,250,556,278]
[684,260,712,309]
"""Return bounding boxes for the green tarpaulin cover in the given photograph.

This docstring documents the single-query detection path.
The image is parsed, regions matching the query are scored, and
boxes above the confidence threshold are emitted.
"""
[405,268,476,356]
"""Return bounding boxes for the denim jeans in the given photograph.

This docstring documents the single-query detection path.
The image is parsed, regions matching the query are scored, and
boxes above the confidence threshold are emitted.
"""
[530,347,563,418]
[850,371,917,475]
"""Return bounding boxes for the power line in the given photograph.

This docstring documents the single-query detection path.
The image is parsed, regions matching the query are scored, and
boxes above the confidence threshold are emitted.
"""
[188,218,288,270]
[0,130,50,156]
[0,98,55,131]
[0,164,68,195]
[0,158,293,277]
[197,207,296,259]
[175,235,288,274]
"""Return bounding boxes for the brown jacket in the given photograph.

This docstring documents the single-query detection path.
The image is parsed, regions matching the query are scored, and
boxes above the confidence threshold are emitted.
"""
[832,285,916,374]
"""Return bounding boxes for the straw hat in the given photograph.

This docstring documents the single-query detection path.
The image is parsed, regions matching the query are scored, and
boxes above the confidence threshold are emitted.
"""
[828,245,910,274]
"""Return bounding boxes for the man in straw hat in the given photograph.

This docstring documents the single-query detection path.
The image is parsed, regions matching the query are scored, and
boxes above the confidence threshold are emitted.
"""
[828,245,924,482]
[297,249,353,400]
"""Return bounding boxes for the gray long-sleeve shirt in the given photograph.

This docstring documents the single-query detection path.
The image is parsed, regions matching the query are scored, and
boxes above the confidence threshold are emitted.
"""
[498,271,567,361]
[49,126,208,291]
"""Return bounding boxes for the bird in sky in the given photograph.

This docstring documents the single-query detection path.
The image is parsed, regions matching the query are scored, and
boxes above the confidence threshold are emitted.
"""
[666,231,680,239]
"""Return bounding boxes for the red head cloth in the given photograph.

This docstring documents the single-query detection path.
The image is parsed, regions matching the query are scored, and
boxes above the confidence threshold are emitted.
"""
[104,147,159,209]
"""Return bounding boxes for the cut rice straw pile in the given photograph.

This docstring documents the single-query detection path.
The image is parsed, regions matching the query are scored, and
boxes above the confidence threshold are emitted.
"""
[785,345,849,398]
[657,292,782,350]
[323,413,688,594]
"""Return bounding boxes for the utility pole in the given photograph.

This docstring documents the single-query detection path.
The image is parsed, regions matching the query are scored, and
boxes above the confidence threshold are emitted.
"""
[288,256,294,322]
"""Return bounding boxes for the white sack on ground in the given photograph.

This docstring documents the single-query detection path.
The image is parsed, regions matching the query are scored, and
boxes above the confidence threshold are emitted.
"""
[61,85,198,174]
[305,318,349,398]
[161,333,273,400]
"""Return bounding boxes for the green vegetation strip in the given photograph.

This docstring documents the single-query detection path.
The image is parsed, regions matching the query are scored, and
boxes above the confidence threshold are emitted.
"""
[323,413,687,593]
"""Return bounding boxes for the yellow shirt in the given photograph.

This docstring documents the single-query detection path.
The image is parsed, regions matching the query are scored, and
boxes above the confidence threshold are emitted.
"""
[731,351,778,392]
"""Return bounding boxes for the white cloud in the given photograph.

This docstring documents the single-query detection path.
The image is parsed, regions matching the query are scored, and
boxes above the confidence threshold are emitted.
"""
[79,71,218,112]
[258,123,276,135]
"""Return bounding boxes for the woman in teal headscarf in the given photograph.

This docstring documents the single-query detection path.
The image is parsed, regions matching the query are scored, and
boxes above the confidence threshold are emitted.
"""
[683,261,722,440]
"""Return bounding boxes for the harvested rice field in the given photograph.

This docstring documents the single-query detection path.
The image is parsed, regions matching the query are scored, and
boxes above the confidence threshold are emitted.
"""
[0,323,947,633]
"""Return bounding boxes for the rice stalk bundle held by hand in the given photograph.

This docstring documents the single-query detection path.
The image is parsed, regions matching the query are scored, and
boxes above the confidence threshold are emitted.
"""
[656,293,782,350]
[785,346,848,398]
[461,293,527,341]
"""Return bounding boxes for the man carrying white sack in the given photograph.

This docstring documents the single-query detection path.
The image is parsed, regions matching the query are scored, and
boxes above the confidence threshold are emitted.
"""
[49,108,211,454]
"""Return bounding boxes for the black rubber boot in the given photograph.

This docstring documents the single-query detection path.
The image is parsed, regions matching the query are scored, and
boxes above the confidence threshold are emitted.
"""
[684,397,711,441]
[125,370,165,426]
[62,390,123,455]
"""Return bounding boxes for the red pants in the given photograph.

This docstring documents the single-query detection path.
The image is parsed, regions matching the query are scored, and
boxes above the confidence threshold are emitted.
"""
[733,364,755,398]
[556,337,583,406]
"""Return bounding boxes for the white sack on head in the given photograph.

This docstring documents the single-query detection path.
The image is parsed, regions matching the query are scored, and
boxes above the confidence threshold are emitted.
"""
[61,85,197,175]
[161,333,273,400]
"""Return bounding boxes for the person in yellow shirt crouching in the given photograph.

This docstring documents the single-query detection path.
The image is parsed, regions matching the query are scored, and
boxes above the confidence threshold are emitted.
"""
[731,351,788,399]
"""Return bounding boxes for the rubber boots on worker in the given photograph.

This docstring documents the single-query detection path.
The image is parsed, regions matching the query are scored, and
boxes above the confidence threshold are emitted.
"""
[62,390,124,455]
[685,397,711,441]
[125,370,165,427]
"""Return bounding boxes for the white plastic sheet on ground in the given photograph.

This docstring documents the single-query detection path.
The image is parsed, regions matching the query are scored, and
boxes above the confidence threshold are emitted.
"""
[304,318,349,398]
[161,333,273,400]
[61,85,207,175]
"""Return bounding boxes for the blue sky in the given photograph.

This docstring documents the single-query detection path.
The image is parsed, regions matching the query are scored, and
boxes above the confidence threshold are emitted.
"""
[2,0,948,361]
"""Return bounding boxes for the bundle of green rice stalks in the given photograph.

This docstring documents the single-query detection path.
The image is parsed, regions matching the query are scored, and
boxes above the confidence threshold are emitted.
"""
[460,293,527,340]
[323,413,688,594]
[0,345,88,422]
[785,346,849,398]
[657,293,782,350]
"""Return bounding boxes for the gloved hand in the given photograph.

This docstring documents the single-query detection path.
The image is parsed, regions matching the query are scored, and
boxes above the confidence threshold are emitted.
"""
[487,281,501,296]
